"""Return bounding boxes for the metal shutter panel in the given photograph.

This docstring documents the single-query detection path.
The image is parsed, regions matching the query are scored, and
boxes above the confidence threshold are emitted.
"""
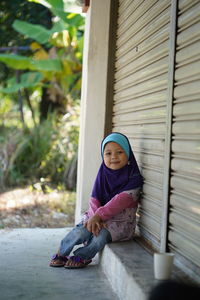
[113,0,171,250]
[168,0,200,277]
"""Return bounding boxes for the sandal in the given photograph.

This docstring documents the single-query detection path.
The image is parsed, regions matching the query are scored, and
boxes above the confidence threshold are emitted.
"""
[49,253,68,267]
[64,256,92,269]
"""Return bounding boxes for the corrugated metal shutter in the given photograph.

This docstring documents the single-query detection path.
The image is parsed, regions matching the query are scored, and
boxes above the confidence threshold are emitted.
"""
[112,0,171,250]
[168,0,200,275]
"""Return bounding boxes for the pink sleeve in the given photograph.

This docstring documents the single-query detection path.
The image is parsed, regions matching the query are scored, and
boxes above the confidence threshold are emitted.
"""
[95,192,138,221]
[87,197,101,218]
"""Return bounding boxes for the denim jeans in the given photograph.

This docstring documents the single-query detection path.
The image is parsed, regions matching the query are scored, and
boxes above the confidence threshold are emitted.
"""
[59,223,112,260]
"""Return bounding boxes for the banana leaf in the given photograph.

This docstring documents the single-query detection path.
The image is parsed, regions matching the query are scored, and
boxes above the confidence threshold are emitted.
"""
[13,20,52,44]
[13,19,69,45]
[0,72,44,93]
[0,54,32,70]
[31,58,62,71]
[28,0,67,22]
[28,0,84,26]
[0,54,62,72]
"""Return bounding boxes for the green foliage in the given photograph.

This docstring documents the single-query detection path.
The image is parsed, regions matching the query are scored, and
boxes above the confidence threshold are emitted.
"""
[9,120,55,183]
[0,0,84,190]
[0,0,52,83]
[0,72,43,93]
[32,58,62,71]
[12,19,68,44]
[13,20,52,44]
[0,0,52,48]
[0,105,79,189]
[28,0,85,26]
[0,0,84,100]
[30,0,67,22]
[0,54,32,70]
[0,54,62,71]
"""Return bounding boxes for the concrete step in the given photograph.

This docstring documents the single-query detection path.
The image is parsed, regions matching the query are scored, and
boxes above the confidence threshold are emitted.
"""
[100,240,155,300]
[99,238,193,300]
[0,228,118,300]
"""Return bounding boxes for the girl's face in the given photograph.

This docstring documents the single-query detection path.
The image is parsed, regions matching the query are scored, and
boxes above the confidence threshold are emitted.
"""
[103,142,128,170]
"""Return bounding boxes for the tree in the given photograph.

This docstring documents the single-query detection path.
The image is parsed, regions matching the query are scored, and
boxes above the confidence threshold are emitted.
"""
[0,0,52,48]
[0,0,84,124]
[0,0,52,82]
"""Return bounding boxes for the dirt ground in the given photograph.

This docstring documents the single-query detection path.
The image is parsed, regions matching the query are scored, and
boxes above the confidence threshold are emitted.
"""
[0,187,76,229]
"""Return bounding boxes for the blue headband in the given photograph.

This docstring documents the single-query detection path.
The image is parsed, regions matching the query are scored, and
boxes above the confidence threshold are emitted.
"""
[101,133,130,158]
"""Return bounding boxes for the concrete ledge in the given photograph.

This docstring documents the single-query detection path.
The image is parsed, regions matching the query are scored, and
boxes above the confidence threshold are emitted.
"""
[100,239,155,300]
[100,238,193,300]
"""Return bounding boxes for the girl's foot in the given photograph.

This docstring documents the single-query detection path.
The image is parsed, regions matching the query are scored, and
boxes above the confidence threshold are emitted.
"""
[49,253,68,267]
[64,256,92,269]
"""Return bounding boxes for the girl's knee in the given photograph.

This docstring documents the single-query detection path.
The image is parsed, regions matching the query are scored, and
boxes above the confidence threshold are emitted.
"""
[96,228,112,245]
[62,225,91,244]
[102,228,112,240]
[72,225,87,238]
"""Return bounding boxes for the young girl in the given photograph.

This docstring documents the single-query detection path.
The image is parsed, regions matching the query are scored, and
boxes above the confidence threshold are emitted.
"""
[50,132,143,269]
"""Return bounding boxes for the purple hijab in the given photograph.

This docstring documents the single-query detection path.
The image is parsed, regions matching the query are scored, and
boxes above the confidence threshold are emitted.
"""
[91,132,143,205]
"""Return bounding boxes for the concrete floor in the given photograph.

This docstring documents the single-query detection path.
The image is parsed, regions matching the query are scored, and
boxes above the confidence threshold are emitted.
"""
[0,228,118,300]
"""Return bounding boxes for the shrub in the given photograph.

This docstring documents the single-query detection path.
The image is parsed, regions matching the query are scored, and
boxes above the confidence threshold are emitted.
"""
[0,106,79,190]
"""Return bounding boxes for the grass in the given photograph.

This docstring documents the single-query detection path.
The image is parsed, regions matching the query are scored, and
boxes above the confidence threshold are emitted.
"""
[0,186,76,228]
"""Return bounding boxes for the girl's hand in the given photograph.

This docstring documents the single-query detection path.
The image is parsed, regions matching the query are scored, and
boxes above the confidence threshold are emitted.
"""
[84,214,105,236]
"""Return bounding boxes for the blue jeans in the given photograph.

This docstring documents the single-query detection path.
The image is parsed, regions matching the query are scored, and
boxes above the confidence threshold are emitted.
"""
[59,223,112,260]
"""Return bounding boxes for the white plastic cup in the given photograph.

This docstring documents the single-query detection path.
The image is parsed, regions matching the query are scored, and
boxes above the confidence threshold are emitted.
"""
[154,253,174,280]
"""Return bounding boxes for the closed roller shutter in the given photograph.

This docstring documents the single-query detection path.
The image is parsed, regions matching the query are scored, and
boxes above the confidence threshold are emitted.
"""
[168,0,200,276]
[112,0,171,250]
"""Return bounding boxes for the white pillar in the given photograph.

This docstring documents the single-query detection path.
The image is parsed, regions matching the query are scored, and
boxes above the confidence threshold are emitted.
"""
[75,0,112,222]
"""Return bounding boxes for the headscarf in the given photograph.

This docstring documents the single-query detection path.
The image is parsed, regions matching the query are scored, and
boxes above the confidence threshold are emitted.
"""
[91,132,143,205]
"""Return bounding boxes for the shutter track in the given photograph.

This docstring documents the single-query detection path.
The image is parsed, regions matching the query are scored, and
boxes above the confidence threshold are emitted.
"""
[168,0,200,272]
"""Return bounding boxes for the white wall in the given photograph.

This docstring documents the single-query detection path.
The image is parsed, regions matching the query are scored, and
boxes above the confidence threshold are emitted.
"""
[75,0,112,222]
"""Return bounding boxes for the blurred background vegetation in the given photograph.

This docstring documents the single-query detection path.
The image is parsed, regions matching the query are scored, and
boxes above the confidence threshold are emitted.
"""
[0,0,84,227]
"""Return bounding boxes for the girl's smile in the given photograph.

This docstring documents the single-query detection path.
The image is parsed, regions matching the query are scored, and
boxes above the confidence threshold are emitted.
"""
[103,142,128,170]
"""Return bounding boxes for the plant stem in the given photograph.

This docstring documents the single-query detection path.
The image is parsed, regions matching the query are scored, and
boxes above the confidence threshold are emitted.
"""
[16,70,25,127]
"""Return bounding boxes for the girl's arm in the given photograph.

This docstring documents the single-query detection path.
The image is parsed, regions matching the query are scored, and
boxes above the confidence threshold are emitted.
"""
[81,197,101,224]
[95,190,139,221]
[84,197,103,236]
[87,197,101,216]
